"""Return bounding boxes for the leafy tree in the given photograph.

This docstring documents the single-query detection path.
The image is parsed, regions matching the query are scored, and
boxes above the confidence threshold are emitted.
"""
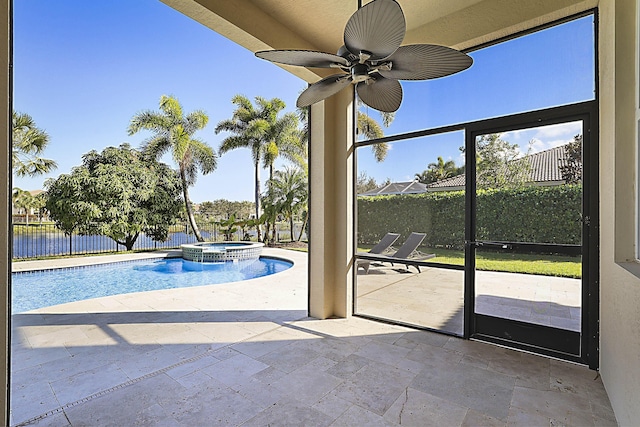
[45,170,99,253]
[198,201,217,220]
[128,95,217,242]
[45,144,182,250]
[559,134,582,184]
[216,95,302,241]
[356,171,380,194]
[269,167,308,241]
[474,134,531,189]
[198,199,255,223]
[31,192,47,223]
[12,111,57,177]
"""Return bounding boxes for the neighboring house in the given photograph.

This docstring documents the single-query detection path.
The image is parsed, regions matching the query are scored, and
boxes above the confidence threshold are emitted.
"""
[358,180,428,196]
[427,144,573,191]
[361,144,575,196]
[11,189,48,222]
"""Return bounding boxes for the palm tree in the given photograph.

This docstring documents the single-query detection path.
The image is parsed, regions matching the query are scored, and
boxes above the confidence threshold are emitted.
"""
[257,99,302,183]
[269,167,308,242]
[429,157,457,180]
[127,95,217,242]
[215,95,302,240]
[12,111,57,177]
[414,170,430,184]
[415,156,460,184]
[296,91,393,164]
[12,188,35,226]
[357,112,389,161]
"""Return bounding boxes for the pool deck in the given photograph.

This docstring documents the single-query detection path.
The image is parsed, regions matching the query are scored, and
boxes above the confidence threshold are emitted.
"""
[11,249,184,272]
[10,249,616,426]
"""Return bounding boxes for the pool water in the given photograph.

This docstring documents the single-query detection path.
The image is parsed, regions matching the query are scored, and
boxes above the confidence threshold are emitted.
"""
[11,257,292,313]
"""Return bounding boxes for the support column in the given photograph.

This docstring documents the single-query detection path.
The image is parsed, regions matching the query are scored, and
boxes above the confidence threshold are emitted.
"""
[308,89,354,319]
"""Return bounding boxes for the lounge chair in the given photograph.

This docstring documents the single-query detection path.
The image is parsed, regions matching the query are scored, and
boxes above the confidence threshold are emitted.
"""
[356,233,400,273]
[358,232,435,273]
[362,233,400,255]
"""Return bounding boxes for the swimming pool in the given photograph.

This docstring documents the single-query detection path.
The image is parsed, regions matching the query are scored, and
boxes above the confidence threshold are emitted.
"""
[11,257,292,313]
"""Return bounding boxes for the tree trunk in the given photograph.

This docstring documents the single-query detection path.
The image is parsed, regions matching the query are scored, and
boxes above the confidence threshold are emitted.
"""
[124,232,139,251]
[181,168,204,242]
[254,161,262,241]
[268,163,276,241]
[297,211,308,241]
[289,215,294,242]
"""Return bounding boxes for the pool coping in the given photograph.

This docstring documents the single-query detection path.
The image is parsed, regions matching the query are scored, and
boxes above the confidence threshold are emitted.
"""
[11,248,305,317]
[11,250,184,273]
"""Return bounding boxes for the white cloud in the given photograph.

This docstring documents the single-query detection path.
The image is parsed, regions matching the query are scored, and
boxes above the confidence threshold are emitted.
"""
[534,121,582,139]
[499,121,582,156]
[502,121,581,142]
[527,137,575,154]
[502,128,533,142]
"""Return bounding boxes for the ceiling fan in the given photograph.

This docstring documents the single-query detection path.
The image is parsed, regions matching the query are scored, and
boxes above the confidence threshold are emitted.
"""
[255,0,473,113]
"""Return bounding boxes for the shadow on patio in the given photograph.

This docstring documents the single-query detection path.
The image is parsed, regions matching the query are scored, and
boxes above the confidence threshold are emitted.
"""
[10,250,614,426]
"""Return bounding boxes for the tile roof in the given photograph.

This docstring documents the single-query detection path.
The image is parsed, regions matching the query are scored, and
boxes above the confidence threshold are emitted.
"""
[426,144,570,190]
[359,180,428,196]
[359,144,574,196]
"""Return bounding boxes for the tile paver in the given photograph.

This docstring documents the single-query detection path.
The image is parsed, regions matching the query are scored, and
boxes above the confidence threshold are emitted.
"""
[10,249,615,426]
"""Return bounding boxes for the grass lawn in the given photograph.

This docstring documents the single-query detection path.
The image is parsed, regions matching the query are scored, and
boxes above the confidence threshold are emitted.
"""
[358,246,581,278]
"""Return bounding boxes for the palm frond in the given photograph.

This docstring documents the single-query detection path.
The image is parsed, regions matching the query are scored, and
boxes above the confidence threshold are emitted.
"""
[357,112,383,140]
[219,135,252,154]
[370,143,388,162]
[190,139,218,175]
[185,110,209,134]
[12,111,56,176]
[159,95,184,122]
[127,111,170,136]
[141,136,172,160]
[214,118,243,134]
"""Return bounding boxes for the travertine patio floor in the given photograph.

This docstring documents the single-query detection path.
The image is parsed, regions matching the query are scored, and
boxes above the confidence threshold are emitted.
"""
[11,249,615,426]
[356,264,581,335]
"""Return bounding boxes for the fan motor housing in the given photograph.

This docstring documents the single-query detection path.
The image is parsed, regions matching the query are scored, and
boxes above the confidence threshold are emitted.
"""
[351,63,370,82]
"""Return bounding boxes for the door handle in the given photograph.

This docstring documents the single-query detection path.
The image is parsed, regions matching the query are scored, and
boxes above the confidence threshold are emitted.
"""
[467,241,512,249]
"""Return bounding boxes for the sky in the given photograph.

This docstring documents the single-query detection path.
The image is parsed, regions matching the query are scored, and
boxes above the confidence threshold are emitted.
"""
[13,1,596,202]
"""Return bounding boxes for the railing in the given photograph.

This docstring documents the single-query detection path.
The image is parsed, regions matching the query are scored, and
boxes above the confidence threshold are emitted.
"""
[11,221,307,260]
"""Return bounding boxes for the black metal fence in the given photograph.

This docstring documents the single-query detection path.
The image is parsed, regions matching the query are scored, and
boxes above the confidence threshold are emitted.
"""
[12,222,307,260]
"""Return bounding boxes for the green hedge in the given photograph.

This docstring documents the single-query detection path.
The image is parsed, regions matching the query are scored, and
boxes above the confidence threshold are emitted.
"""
[357,185,581,249]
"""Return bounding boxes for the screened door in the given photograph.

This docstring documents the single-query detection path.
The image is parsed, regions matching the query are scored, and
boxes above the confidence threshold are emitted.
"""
[465,103,598,366]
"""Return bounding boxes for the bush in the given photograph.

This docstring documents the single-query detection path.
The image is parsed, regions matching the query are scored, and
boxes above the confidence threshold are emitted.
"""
[357,185,581,249]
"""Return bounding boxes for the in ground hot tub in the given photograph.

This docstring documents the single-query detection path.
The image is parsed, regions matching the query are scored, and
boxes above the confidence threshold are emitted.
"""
[181,241,264,262]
